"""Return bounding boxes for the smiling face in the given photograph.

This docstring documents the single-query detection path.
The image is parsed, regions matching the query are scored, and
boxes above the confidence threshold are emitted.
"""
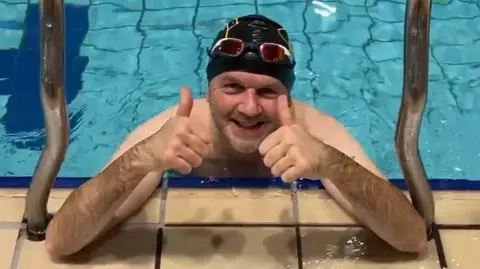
[206,71,290,155]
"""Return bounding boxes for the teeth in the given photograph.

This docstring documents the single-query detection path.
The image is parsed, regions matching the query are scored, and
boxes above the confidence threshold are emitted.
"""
[235,121,262,128]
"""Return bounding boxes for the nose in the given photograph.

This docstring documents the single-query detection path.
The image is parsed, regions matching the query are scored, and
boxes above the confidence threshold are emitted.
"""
[237,88,262,116]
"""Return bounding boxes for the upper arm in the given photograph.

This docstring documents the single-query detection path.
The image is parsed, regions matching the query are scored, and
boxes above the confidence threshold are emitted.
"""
[307,113,386,217]
[296,100,384,180]
[103,104,179,169]
[320,117,386,180]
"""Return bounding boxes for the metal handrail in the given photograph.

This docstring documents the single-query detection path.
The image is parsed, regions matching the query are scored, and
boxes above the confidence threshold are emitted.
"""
[395,0,435,238]
[23,0,69,241]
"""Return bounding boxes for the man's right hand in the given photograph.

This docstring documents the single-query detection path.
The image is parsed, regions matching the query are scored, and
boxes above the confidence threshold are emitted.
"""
[140,86,212,174]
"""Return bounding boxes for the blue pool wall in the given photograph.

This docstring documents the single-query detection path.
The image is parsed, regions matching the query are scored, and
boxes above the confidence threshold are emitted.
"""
[1,176,480,191]
[1,2,480,190]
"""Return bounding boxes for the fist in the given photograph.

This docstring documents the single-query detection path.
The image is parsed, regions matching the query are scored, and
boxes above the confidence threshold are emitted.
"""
[259,95,326,183]
[146,86,211,174]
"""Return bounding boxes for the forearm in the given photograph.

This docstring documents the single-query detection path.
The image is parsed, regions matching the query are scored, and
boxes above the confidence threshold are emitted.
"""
[45,143,155,257]
[321,144,427,253]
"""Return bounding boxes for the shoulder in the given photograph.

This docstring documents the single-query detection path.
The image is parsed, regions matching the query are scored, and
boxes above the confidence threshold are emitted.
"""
[292,98,385,178]
[292,99,347,143]
[127,98,209,143]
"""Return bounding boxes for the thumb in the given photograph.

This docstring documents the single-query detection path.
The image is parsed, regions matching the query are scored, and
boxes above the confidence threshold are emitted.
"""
[277,94,293,126]
[176,86,194,117]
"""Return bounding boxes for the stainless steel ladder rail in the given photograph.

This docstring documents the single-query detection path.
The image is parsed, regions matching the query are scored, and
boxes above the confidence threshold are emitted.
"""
[23,0,69,241]
[395,0,435,238]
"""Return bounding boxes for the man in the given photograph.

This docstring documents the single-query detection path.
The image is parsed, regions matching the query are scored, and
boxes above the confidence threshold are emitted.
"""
[44,15,427,259]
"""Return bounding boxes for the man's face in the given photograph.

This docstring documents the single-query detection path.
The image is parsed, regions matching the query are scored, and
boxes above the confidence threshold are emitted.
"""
[207,71,290,154]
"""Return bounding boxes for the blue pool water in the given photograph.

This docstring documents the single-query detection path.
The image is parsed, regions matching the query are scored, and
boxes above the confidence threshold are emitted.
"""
[0,0,479,183]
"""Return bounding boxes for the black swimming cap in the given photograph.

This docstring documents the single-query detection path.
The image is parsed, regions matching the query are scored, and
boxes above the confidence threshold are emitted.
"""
[206,14,296,91]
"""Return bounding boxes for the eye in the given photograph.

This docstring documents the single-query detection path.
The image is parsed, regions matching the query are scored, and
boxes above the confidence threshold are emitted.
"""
[257,87,278,98]
[223,83,244,94]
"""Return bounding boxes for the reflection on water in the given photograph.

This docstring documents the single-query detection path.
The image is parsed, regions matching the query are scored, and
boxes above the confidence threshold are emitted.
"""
[302,234,367,268]
[301,227,440,269]
[312,1,337,17]
[161,227,298,269]
[167,187,292,200]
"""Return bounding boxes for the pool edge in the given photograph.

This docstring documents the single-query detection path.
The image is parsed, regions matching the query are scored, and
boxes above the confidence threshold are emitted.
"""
[1,176,480,191]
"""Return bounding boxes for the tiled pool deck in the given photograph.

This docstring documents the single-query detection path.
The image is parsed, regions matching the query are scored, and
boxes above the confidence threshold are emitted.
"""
[1,178,480,269]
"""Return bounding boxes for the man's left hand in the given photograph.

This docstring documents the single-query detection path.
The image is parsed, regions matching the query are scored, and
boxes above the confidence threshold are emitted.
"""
[259,95,328,183]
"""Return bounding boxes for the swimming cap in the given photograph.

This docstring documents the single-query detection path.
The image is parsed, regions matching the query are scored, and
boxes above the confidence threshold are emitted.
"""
[206,15,296,91]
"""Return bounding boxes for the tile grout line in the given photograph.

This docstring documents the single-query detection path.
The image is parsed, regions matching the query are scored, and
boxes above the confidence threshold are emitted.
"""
[432,223,449,269]
[0,222,25,229]
[159,177,169,229]
[9,230,25,269]
[291,182,304,269]
[155,177,169,269]
[164,223,361,227]
[160,222,480,229]
[154,228,164,269]
[291,183,300,223]
[437,224,480,230]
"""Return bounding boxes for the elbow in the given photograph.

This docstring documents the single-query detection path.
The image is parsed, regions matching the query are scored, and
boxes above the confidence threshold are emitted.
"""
[397,236,428,253]
[415,237,429,253]
[45,222,59,259]
[45,235,80,261]
[45,239,62,261]
[396,222,429,253]
[45,238,65,261]
[44,223,76,260]
[45,233,69,261]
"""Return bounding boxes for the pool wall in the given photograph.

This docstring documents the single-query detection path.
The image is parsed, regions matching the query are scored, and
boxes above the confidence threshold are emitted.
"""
[1,176,480,191]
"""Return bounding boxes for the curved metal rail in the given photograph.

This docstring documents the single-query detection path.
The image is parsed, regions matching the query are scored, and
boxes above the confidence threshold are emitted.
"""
[23,0,69,241]
[395,0,435,237]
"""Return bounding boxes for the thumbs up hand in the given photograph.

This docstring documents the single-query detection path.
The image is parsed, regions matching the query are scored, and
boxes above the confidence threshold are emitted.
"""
[259,95,327,183]
[143,86,212,175]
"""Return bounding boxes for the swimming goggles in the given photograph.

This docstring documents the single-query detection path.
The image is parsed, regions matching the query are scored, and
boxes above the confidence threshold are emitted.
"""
[208,37,295,67]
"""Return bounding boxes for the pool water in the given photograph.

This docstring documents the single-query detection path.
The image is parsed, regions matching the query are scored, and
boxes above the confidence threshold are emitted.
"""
[0,0,479,181]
